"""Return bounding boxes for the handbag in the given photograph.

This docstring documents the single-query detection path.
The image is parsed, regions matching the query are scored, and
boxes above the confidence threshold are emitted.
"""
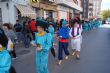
[7,39,14,51]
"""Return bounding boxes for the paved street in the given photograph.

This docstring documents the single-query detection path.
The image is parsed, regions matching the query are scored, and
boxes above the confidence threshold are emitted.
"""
[13,24,110,73]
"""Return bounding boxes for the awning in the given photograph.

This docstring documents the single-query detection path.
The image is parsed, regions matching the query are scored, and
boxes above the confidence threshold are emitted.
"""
[15,4,36,19]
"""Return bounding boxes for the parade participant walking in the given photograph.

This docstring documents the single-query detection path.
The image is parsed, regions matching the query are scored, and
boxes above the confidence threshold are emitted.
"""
[69,19,82,60]
[31,21,52,73]
[75,17,83,44]
[22,21,31,48]
[3,23,17,59]
[14,20,23,43]
[0,28,12,73]
[48,24,56,58]
[57,20,70,65]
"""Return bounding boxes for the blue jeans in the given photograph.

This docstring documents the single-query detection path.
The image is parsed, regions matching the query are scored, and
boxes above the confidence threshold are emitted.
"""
[23,34,30,48]
[15,32,23,42]
[58,42,69,60]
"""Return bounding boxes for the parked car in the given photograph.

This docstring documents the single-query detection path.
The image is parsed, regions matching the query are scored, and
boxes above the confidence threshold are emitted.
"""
[106,18,110,24]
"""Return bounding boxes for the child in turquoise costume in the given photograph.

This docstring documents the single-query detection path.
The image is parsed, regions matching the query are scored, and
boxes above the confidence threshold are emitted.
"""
[48,24,55,41]
[48,24,56,58]
[31,21,52,73]
[0,28,12,73]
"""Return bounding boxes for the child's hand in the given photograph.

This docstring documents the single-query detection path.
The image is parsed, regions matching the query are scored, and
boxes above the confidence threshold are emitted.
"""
[73,37,77,39]
[59,36,62,38]
[31,41,37,46]
[36,47,42,51]
[71,37,76,39]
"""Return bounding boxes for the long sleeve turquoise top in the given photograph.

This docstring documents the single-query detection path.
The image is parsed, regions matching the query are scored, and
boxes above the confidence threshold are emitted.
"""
[0,49,11,73]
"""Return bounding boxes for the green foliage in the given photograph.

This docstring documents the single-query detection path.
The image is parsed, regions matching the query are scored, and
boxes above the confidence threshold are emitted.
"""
[101,9,110,20]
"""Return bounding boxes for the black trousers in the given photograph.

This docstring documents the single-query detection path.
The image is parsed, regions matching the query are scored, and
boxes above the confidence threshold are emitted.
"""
[51,47,56,58]
[10,50,17,58]
[10,66,16,73]
[50,42,56,58]
[9,45,17,58]
[32,32,35,40]
[58,42,69,60]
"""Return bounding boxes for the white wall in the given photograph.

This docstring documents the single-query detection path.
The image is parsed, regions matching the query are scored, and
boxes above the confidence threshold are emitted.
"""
[9,2,18,24]
[44,10,47,19]
[57,5,73,20]
[53,12,57,19]
[0,2,17,24]
[59,11,67,20]
[0,2,9,24]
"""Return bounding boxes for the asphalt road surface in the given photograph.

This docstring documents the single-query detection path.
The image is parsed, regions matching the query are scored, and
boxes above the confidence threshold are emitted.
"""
[13,24,110,73]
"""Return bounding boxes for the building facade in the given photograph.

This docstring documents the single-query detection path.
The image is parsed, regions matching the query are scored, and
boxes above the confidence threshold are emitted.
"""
[0,0,83,24]
[0,0,36,24]
[82,0,89,18]
[88,0,93,19]
[56,0,83,22]
[93,0,102,18]
[31,0,57,19]
[82,0,93,19]
[82,0,102,19]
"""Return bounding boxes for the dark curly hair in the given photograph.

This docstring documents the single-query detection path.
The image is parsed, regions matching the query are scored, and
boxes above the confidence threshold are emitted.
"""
[0,28,8,47]
[71,19,79,27]
[3,23,12,29]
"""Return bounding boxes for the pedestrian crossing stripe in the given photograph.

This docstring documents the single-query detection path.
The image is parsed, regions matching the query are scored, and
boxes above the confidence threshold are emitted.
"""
[31,0,39,3]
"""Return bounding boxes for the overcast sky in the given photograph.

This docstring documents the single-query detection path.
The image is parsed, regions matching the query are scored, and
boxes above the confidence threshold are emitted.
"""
[101,0,110,10]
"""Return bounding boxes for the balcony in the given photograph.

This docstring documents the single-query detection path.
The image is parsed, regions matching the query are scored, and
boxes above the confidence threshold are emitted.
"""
[56,0,83,11]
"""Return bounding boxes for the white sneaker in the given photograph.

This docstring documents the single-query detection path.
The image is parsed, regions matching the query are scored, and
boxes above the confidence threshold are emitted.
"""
[58,60,62,65]
[72,52,75,56]
[65,56,69,60]
[12,57,18,60]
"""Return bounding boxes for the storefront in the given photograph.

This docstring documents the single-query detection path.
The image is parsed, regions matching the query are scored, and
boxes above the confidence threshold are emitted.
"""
[15,4,36,22]
[57,5,73,23]
[73,9,81,18]
[32,2,57,19]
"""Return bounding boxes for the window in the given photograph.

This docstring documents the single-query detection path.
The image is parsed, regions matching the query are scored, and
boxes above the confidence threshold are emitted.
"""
[89,8,93,11]
[89,3,93,6]
[73,0,78,5]
[0,8,2,22]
